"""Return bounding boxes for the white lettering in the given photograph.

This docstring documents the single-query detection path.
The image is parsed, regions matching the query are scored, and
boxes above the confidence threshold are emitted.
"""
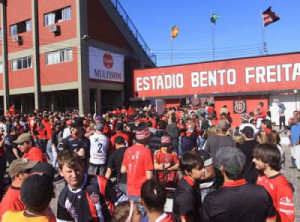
[156,76,164,90]
[172,74,176,88]
[218,69,226,85]
[149,76,157,90]
[245,67,255,84]
[282,64,292,81]
[191,72,199,87]
[164,74,172,89]
[256,66,265,83]
[266,65,276,83]
[227,69,236,85]
[208,71,217,86]
[143,77,150,90]
[177,74,184,88]
[136,77,143,91]
[277,65,281,82]
[292,63,300,81]
[200,71,208,87]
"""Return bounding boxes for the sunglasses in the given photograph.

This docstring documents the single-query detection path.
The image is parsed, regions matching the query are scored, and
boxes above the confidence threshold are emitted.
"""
[19,169,31,174]
[18,141,29,145]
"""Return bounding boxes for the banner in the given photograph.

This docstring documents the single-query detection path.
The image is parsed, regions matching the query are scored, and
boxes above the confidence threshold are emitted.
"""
[233,100,247,113]
[134,53,300,98]
[89,47,124,82]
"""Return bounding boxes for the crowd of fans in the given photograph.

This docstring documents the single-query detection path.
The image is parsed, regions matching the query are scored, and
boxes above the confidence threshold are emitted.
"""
[0,101,297,221]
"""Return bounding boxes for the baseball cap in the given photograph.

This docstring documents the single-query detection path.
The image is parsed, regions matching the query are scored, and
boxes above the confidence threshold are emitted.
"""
[241,126,254,138]
[95,115,101,121]
[13,133,33,144]
[96,123,104,131]
[21,174,54,212]
[180,137,196,153]
[240,113,250,122]
[8,158,38,178]
[135,124,152,143]
[216,120,230,130]
[30,162,55,181]
[70,118,83,127]
[216,147,246,177]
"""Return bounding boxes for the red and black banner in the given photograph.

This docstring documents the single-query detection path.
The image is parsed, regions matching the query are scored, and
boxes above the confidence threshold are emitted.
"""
[233,100,247,114]
[263,7,280,27]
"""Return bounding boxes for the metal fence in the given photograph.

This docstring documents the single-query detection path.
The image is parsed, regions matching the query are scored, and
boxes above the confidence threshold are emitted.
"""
[110,0,157,65]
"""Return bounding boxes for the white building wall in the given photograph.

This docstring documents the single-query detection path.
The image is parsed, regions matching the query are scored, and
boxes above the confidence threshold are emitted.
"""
[269,93,300,125]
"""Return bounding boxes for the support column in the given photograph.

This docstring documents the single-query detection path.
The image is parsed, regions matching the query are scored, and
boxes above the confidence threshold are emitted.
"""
[76,0,89,115]
[1,1,10,112]
[32,0,41,110]
[78,82,90,115]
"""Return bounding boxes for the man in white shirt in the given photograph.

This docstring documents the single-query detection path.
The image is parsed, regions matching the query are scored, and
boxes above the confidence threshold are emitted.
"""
[89,123,110,176]
[239,113,258,134]
[62,120,72,139]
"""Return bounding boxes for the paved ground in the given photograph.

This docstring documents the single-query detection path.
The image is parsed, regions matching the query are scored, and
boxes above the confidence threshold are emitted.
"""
[50,133,300,221]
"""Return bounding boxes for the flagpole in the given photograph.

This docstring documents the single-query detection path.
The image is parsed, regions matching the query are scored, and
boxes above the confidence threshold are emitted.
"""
[260,10,267,55]
[211,12,215,60]
[171,39,173,65]
[170,25,173,65]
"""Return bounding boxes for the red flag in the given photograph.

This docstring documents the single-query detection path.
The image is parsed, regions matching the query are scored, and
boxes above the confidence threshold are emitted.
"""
[263,7,280,27]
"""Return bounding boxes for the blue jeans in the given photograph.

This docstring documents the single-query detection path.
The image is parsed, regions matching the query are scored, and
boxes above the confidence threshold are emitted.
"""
[128,195,146,218]
[46,140,53,161]
[51,145,58,168]
[178,136,183,157]
[197,136,205,150]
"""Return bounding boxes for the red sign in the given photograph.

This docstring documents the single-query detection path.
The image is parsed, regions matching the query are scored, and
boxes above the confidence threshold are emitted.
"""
[134,53,300,98]
[103,53,113,69]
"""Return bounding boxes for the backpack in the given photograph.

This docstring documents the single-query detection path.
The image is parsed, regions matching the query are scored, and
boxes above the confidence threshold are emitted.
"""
[155,150,179,188]
[85,175,128,222]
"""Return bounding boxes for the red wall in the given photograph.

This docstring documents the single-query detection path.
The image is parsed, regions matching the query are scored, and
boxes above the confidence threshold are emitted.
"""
[163,96,269,127]
[8,62,34,89]
[39,0,77,46]
[165,99,180,108]
[40,47,78,85]
[5,0,78,89]
[214,96,269,127]
[6,0,33,54]
[87,0,133,51]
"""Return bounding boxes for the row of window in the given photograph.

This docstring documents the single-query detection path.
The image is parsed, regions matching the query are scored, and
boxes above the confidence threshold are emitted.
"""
[0,48,73,72]
[9,6,71,36]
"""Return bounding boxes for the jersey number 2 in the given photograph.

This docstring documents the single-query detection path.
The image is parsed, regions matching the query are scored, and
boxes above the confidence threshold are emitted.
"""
[97,143,103,153]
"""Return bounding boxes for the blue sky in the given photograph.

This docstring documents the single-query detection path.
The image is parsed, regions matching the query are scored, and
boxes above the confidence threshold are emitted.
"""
[119,0,300,67]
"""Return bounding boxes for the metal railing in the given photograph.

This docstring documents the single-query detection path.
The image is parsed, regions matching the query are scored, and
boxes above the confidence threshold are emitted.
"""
[110,0,157,65]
